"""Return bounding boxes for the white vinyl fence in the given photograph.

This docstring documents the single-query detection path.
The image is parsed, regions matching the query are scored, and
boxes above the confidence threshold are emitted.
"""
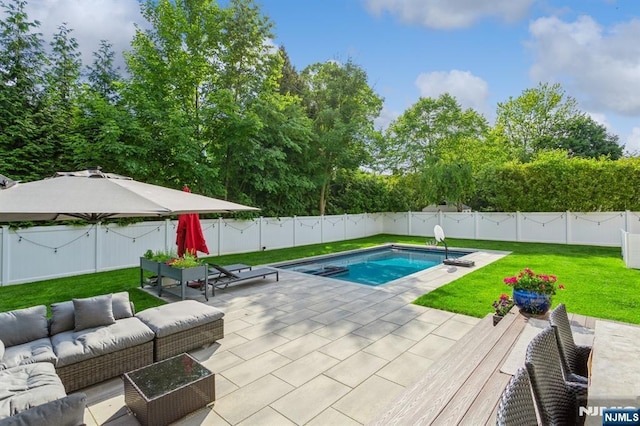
[1,211,639,285]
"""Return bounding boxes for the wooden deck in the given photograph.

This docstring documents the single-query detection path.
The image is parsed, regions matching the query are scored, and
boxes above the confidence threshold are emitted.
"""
[369,309,597,426]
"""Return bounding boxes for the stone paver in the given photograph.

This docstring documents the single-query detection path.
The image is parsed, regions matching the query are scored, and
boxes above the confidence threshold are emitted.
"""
[83,248,506,425]
[271,375,351,424]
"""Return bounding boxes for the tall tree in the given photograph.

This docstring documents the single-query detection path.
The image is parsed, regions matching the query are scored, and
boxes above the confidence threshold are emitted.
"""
[74,40,145,175]
[209,0,282,200]
[277,45,304,97]
[87,40,120,102]
[300,60,383,215]
[381,93,488,174]
[0,0,48,181]
[42,23,82,173]
[548,115,623,159]
[496,82,583,161]
[124,0,225,193]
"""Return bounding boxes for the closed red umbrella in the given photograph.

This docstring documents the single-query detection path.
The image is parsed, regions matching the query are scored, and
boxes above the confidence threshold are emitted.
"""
[176,186,209,257]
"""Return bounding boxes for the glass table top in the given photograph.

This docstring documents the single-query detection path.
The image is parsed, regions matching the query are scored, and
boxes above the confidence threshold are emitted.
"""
[126,353,213,400]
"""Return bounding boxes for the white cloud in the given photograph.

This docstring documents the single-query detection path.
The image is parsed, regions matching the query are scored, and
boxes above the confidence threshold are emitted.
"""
[586,112,610,129]
[625,127,640,155]
[24,0,145,72]
[415,70,490,117]
[528,15,640,116]
[363,0,535,29]
[374,106,400,130]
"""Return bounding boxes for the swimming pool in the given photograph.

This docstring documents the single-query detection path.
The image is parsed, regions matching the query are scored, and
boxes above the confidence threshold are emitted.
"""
[276,244,473,286]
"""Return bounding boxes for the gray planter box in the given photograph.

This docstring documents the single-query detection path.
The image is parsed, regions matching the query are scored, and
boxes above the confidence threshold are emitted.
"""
[140,258,161,288]
[158,263,208,301]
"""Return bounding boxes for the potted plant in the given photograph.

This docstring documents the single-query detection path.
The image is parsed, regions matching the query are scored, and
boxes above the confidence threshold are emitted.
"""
[492,293,514,325]
[503,268,565,315]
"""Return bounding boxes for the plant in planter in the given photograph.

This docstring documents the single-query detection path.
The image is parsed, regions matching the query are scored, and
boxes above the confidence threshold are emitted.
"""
[143,249,177,263]
[165,252,202,268]
[503,268,565,315]
[492,293,514,325]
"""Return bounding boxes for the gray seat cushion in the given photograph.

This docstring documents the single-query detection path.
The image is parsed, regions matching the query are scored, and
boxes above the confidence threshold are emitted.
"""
[0,363,66,420]
[51,317,154,367]
[0,338,56,370]
[0,306,48,348]
[0,393,85,426]
[136,300,224,338]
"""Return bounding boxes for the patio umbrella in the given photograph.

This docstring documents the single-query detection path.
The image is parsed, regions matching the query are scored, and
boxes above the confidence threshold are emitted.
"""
[176,186,209,257]
[0,169,258,222]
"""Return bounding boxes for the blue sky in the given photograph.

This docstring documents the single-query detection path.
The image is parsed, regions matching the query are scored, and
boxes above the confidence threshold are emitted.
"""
[24,0,640,153]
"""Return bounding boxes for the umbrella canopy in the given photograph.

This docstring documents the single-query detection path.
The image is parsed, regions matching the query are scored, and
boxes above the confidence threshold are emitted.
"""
[176,186,209,257]
[0,169,258,222]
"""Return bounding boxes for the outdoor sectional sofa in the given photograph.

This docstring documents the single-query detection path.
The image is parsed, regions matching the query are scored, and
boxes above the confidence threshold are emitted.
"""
[0,292,225,424]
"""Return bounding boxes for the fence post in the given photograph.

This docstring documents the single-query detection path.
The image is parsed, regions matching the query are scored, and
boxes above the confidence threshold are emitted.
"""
[94,223,102,273]
[217,217,222,256]
[565,211,571,244]
[474,212,480,240]
[344,214,348,240]
[515,212,521,242]
[407,211,412,235]
[625,210,630,232]
[364,213,368,237]
[438,211,443,228]
[321,215,324,243]
[1,225,8,286]
[293,215,297,247]
[259,217,263,251]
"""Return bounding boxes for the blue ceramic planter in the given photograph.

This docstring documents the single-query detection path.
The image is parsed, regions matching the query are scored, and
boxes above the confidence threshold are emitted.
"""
[512,288,552,315]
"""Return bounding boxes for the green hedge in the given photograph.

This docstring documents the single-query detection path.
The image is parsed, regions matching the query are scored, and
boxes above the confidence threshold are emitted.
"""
[476,153,640,211]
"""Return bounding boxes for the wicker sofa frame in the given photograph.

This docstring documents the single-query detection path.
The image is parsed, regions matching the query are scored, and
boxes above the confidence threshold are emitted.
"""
[154,318,224,361]
[55,341,154,393]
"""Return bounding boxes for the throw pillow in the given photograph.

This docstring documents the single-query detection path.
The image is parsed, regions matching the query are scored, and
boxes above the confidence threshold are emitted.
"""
[73,294,116,331]
[112,291,134,319]
[49,301,75,335]
[0,305,48,347]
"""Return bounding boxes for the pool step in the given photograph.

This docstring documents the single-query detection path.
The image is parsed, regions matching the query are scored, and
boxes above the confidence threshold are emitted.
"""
[312,266,349,277]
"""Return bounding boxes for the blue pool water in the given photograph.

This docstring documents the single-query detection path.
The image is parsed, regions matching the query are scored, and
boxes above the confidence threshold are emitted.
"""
[277,245,471,286]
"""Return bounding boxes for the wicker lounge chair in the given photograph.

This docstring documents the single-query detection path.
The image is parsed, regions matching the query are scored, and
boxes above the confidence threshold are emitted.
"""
[496,367,538,426]
[207,263,279,296]
[525,326,587,426]
[549,303,591,384]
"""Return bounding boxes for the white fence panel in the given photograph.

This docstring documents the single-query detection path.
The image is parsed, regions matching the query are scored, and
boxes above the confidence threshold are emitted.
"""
[627,212,640,234]
[219,219,261,254]
[621,230,640,268]
[262,217,295,250]
[383,213,409,235]
[441,213,476,239]
[345,214,369,239]
[323,215,346,243]
[101,222,168,269]
[569,212,625,246]
[296,216,323,246]
[199,219,220,256]
[8,225,97,283]
[519,213,567,244]
[409,212,439,237]
[477,213,517,241]
[366,214,385,235]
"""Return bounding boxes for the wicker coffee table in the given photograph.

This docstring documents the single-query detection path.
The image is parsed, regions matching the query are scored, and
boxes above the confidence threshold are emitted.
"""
[124,353,215,426]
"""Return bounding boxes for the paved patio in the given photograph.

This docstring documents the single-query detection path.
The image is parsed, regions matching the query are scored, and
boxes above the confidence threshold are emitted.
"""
[82,249,508,425]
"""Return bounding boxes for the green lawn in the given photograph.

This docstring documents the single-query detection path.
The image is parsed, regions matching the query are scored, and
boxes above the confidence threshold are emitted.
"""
[1,234,638,324]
